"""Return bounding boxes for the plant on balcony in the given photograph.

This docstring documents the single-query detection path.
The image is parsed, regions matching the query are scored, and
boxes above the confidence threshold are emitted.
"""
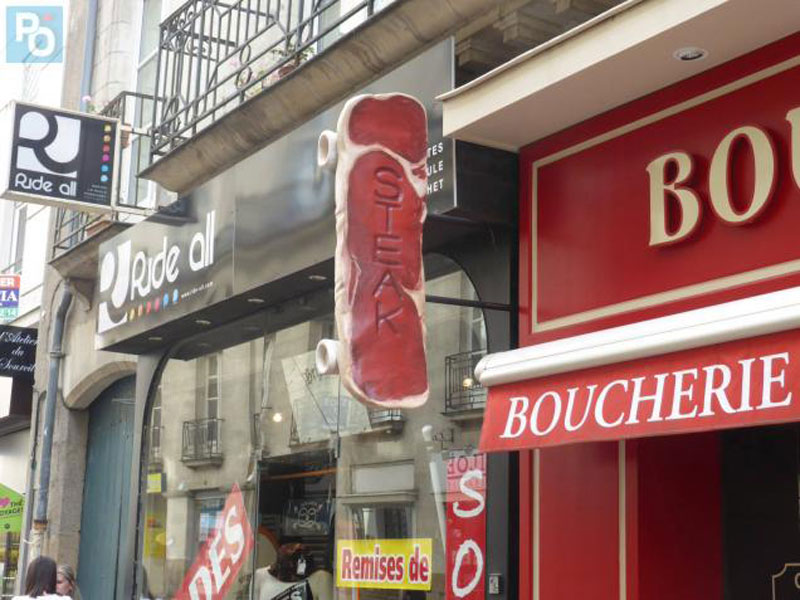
[240,44,316,100]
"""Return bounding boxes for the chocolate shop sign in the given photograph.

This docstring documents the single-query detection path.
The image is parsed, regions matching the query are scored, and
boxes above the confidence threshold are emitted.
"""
[0,325,37,380]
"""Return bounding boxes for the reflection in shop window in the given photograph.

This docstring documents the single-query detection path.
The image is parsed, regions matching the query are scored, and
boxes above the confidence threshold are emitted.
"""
[351,506,412,539]
[139,261,488,599]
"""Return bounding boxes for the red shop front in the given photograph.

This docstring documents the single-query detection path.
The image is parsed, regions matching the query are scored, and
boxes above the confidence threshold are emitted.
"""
[471,27,800,600]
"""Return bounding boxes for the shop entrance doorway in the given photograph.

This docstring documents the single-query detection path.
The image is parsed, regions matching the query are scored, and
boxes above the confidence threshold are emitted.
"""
[255,450,336,600]
[77,376,135,599]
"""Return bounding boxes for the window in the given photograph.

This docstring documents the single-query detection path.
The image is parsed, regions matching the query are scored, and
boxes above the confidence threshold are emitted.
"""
[204,352,221,423]
[139,265,488,599]
[124,0,163,208]
[149,388,162,464]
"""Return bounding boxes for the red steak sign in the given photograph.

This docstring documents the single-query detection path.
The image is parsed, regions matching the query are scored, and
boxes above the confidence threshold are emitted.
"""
[521,37,800,345]
[480,328,800,452]
[325,93,429,408]
[175,484,254,600]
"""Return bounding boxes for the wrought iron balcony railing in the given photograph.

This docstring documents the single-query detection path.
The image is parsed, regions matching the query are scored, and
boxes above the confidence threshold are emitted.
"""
[51,91,157,260]
[101,90,155,134]
[445,349,487,414]
[182,418,224,464]
[150,0,385,161]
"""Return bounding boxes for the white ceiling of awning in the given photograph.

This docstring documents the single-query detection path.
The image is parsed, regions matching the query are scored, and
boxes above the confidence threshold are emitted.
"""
[440,0,800,151]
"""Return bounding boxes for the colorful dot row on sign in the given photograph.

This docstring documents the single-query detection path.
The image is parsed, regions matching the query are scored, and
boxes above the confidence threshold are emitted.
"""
[101,124,113,183]
[127,289,180,321]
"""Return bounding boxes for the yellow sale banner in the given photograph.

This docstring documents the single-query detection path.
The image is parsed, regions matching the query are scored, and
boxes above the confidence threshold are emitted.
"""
[336,538,433,591]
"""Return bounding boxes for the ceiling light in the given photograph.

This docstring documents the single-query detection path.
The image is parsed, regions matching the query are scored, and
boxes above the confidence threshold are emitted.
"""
[272,412,284,423]
[308,274,327,282]
[673,47,708,62]
[247,297,265,304]
[148,336,163,342]
[195,319,211,326]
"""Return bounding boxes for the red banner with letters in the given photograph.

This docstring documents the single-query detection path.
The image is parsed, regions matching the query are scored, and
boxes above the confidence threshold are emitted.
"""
[175,483,254,600]
[446,453,486,600]
[480,328,800,452]
[520,35,800,344]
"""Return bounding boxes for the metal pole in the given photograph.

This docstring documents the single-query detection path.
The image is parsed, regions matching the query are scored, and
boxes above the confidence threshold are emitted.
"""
[32,284,73,531]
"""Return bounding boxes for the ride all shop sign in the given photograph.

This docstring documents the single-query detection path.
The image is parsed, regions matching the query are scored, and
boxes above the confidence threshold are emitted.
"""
[482,43,800,451]
[0,101,118,212]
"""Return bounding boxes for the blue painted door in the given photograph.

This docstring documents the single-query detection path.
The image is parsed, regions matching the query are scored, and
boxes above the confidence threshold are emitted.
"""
[77,376,135,599]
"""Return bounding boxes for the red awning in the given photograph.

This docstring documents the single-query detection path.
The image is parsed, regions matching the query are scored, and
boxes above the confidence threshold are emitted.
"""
[477,287,800,452]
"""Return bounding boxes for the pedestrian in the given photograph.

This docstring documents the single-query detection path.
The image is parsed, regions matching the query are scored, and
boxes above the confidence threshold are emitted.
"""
[12,556,70,599]
[56,565,81,600]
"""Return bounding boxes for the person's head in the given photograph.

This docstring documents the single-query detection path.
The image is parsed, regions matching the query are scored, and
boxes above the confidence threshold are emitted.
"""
[56,564,76,596]
[269,543,314,582]
[24,556,57,597]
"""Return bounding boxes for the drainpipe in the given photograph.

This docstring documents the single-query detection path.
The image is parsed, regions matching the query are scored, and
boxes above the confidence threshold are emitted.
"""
[30,283,73,553]
[79,0,98,111]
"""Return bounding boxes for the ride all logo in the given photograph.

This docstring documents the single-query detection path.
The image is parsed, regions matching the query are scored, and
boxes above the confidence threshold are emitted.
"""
[12,106,81,198]
[6,6,63,63]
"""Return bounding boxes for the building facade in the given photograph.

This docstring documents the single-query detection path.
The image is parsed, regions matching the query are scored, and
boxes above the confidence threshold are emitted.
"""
[442,0,800,598]
[18,0,630,599]
[0,15,65,595]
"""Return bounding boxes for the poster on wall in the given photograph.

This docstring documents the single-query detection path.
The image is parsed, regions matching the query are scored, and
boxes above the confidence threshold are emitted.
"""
[0,275,20,322]
[0,484,24,534]
[446,453,486,600]
[283,498,331,537]
[0,101,119,213]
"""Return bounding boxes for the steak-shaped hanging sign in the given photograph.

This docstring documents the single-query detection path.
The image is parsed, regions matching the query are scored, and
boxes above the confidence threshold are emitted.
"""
[317,94,429,408]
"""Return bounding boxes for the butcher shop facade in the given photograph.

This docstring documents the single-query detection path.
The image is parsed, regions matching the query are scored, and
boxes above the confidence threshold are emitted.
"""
[97,41,517,600]
[439,2,800,599]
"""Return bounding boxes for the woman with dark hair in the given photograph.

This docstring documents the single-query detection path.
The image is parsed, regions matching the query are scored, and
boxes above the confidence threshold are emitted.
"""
[12,556,71,599]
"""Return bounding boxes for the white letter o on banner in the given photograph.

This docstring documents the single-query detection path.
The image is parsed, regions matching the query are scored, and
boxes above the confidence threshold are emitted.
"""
[451,540,484,598]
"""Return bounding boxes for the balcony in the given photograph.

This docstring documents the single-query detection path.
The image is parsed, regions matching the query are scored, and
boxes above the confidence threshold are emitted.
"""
[445,349,487,418]
[140,0,501,193]
[49,91,156,290]
[287,406,404,445]
[182,418,224,467]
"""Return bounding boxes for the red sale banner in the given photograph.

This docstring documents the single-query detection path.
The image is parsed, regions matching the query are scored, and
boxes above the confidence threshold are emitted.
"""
[175,483,254,600]
[446,453,486,600]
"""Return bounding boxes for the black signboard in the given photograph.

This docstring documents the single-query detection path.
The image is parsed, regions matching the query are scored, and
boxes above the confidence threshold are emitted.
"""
[0,325,37,380]
[95,40,454,351]
[1,101,118,212]
[96,190,234,344]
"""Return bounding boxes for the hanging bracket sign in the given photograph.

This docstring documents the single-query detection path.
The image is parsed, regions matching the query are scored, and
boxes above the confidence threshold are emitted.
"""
[0,325,36,380]
[0,275,20,322]
[0,101,119,213]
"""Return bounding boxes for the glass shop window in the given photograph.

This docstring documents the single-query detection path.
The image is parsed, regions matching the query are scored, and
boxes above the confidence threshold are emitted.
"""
[139,256,489,600]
